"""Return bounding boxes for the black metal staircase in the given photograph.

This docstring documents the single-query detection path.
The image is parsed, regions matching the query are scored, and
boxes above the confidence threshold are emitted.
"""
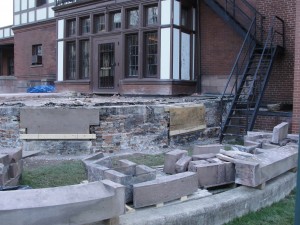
[204,0,285,142]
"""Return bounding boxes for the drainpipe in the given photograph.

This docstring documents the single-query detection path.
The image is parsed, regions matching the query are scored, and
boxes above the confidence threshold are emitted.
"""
[196,0,201,93]
[295,132,300,225]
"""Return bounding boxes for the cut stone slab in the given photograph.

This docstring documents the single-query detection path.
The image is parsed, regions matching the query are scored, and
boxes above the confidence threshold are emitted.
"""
[0,164,9,185]
[0,181,125,225]
[115,160,137,176]
[0,148,22,163]
[271,122,289,144]
[86,164,110,182]
[133,165,156,184]
[188,160,209,171]
[193,144,223,155]
[8,160,23,178]
[0,154,9,165]
[175,156,192,173]
[192,153,216,160]
[189,162,235,188]
[22,150,41,159]
[163,150,188,174]
[133,172,198,208]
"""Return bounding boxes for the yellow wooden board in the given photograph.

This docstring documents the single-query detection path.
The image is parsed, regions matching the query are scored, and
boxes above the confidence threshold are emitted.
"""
[168,104,206,136]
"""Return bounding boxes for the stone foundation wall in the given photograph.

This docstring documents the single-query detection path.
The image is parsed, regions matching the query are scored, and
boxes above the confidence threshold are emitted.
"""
[0,101,221,154]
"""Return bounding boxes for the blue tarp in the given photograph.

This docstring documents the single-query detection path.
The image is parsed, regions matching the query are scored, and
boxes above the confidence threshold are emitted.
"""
[27,85,55,93]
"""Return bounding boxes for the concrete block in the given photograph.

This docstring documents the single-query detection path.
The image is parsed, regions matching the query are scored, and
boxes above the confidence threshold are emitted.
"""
[193,144,222,155]
[8,160,23,178]
[163,150,188,174]
[271,122,289,144]
[133,172,198,208]
[175,156,192,173]
[1,148,22,163]
[192,153,216,160]
[0,181,125,225]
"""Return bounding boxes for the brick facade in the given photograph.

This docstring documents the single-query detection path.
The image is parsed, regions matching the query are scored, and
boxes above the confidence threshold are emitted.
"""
[13,20,57,85]
[292,0,300,132]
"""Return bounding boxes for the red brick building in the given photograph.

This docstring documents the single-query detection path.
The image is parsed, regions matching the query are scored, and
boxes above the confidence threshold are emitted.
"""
[0,0,299,134]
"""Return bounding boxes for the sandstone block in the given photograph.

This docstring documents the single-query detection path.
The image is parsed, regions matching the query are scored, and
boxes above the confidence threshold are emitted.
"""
[115,160,137,176]
[163,150,188,174]
[9,160,23,178]
[188,160,209,171]
[0,164,9,186]
[133,165,156,184]
[192,153,216,160]
[0,154,9,165]
[175,156,192,173]
[86,164,110,182]
[1,149,22,163]
[193,144,222,155]
[133,172,198,208]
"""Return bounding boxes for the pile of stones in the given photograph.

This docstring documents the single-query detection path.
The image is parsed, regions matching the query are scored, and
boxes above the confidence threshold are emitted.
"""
[0,148,23,187]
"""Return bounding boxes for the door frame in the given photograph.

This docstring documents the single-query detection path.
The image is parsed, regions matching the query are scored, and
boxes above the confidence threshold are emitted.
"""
[92,36,121,93]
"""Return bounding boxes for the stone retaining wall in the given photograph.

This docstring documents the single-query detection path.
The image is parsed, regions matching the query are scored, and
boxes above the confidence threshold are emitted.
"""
[0,100,220,154]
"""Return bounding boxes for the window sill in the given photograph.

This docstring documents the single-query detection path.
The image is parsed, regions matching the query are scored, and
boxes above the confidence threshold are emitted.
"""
[31,64,43,68]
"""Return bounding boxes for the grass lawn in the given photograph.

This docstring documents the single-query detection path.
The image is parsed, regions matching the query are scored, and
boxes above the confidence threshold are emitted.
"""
[226,190,296,225]
[20,161,87,188]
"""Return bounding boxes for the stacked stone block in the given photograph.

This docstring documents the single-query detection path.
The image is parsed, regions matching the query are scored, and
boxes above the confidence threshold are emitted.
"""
[0,148,23,187]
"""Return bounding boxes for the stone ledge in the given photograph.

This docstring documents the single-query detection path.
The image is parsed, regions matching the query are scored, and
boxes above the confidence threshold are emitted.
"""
[20,134,96,140]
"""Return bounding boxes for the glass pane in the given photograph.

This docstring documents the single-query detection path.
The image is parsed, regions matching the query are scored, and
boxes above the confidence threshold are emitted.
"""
[181,7,189,27]
[67,42,76,80]
[145,32,158,77]
[67,19,76,37]
[80,40,89,79]
[112,12,121,30]
[127,34,139,77]
[81,17,90,34]
[147,6,158,25]
[128,9,139,27]
[95,14,105,32]
[99,43,115,88]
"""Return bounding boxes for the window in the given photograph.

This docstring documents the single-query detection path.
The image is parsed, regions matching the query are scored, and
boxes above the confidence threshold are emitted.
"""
[66,42,76,80]
[126,34,139,77]
[145,32,158,77]
[111,12,121,30]
[94,14,105,33]
[67,19,76,37]
[80,40,90,79]
[146,6,158,25]
[81,17,90,35]
[36,0,46,7]
[128,9,139,28]
[32,44,42,65]
[181,7,189,28]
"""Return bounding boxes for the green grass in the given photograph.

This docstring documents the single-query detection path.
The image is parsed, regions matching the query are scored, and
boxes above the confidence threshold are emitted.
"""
[226,190,296,225]
[20,161,87,188]
[124,154,165,167]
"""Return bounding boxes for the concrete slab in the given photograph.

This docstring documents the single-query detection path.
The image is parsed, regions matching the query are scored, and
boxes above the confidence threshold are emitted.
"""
[175,156,192,173]
[193,144,223,155]
[133,172,198,208]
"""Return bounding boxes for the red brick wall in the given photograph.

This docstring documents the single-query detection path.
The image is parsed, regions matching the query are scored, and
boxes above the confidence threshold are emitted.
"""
[13,21,56,82]
[254,115,292,132]
[256,0,296,105]
[292,0,300,133]
[200,1,244,94]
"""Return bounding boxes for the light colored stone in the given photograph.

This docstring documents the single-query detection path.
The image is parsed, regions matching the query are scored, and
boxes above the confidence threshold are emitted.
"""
[133,172,198,208]
[0,181,125,225]
[192,153,216,160]
[163,150,188,174]
[193,144,223,155]
[271,122,289,144]
[175,156,192,173]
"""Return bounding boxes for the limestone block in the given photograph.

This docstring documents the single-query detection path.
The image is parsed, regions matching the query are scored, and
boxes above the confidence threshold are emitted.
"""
[133,165,156,184]
[8,160,23,178]
[86,164,110,182]
[133,172,198,208]
[192,153,216,161]
[115,160,137,176]
[4,175,21,187]
[193,144,223,155]
[0,181,125,225]
[175,156,192,173]
[188,160,209,171]
[94,156,113,168]
[1,148,22,163]
[271,122,289,144]
[0,163,9,186]
[163,150,188,174]
[0,154,9,165]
